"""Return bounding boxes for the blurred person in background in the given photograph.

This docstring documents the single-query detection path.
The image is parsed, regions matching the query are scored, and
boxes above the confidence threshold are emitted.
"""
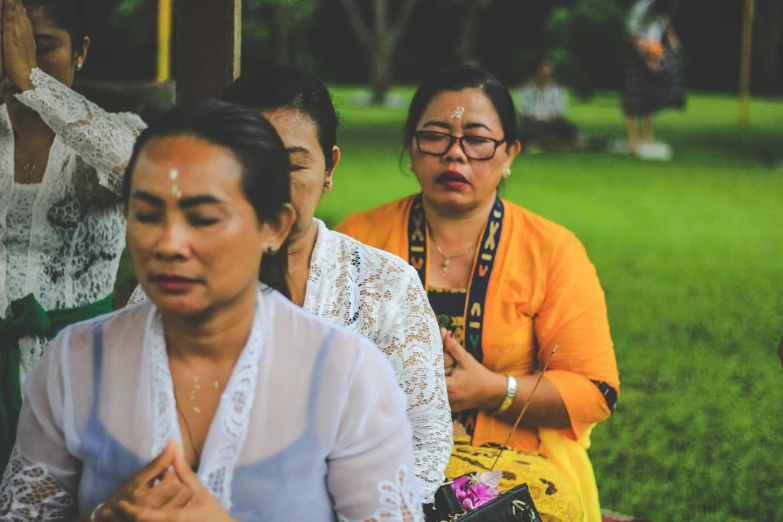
[518,58,580,152]
[622,0,685,156]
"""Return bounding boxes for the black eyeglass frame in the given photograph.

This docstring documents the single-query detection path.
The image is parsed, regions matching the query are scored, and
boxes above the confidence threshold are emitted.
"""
[412,130,508,161]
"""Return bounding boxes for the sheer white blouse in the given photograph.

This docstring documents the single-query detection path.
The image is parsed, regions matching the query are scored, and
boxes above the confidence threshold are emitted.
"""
[130,219,453,503]
[0,286,424,521]
[0,68,146,380]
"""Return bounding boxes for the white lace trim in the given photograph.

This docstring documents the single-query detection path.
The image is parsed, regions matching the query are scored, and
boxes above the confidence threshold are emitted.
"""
[18,68,146,194]
[0,446,77,521]
[337,465,424,522]
[305,219,452,504]
[148,289,266,510]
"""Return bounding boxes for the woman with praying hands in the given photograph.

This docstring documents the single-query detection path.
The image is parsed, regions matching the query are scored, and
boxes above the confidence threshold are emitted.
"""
[0,0,145,470]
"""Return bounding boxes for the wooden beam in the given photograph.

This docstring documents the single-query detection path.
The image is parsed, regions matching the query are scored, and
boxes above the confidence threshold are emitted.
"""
[156,0,172,84]
[738,0,755,126]
[176,0,242,103]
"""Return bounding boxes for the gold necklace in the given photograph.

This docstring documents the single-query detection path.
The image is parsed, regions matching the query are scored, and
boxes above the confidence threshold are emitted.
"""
[431,238,475,272]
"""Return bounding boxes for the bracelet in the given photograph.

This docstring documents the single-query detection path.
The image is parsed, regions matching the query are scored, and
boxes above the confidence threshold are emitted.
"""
[491,375,517,415]
[90,503,104,522]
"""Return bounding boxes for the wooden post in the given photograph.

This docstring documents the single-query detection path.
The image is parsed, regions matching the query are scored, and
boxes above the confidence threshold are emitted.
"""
[176,0,242,103]
[738,0,755,126]
[156,0,172,84]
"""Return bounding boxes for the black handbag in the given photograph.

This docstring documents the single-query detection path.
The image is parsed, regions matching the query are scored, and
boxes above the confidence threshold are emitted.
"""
[425,478,542,522]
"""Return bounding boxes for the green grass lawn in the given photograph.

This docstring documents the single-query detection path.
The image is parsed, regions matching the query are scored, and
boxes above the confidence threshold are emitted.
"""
[116,89,783,521]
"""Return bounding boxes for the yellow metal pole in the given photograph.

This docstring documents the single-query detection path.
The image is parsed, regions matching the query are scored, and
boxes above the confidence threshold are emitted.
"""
[738,0,755,126]
[156,0,173,84]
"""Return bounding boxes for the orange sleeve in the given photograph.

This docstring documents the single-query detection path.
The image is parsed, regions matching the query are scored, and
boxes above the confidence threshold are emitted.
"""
[333,217,352,236]
[334,213,370,243]
[535,231,619,441]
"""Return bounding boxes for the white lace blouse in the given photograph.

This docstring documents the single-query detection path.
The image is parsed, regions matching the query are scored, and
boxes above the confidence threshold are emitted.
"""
[0,68,146,381]
[0,286,424,521]
[129,219,453,503]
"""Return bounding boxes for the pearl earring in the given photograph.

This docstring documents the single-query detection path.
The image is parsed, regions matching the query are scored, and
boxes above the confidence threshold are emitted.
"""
[77,63,83,71]
[266,246,278,255]
[503,168,512,177]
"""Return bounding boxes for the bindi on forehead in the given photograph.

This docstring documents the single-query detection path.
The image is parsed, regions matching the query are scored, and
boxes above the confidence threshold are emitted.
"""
[169,169,182,199]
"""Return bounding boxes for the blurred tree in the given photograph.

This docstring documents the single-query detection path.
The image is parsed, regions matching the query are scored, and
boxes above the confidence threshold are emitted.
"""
[242,0,319,67]
[544,0,627,99]
[339,0,421,104]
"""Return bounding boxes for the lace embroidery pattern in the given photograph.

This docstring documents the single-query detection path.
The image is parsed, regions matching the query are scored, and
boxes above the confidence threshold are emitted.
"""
[201,298,265,510]
[0,68,146,382]
[305,220,452,503]
[0,446,76,521]
[148,291,266,510]
[337,465,424,522]
[20,68,145,192]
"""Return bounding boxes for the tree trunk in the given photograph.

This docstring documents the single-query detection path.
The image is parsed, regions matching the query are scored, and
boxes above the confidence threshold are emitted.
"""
[339,0,420,105]
[371,45,392,104]
[456,2,480,64]
[370,0,390,104]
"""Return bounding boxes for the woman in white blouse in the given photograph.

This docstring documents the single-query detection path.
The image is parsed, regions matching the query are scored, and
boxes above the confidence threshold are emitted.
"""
[0,0,145,470]
[128,66,452,504]
[0,100,424,522]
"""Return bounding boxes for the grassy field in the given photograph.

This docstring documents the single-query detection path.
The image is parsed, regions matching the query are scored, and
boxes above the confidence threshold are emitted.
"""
[116,89,783,521]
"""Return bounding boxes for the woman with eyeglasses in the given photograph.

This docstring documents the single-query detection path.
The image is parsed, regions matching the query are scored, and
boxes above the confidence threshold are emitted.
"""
[336,65,619,522]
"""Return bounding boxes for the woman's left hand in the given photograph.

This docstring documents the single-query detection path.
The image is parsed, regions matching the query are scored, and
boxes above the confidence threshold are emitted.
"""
[442,328,506,413]
[2,0,37,91]
[116,447,236,522]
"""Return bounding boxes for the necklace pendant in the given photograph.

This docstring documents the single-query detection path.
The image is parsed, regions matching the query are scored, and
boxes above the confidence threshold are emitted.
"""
[442,259,450,272]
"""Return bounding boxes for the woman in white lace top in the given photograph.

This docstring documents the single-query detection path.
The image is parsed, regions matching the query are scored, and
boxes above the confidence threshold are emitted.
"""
[0,0,145,471]
[128,66,453,504]
[0,100,424,522]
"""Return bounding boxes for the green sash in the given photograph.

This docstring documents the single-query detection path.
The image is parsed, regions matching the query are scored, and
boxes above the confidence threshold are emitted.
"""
[0,293,113,472]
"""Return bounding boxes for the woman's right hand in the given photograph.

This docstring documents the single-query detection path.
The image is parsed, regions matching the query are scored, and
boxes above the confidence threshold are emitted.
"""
[92,441,193,521]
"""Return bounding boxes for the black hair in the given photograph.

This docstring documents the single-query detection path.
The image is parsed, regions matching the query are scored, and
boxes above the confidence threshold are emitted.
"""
[123,100,292,299]
[403,64,518,149]
[223,65,339,172]
[24,0,87,51]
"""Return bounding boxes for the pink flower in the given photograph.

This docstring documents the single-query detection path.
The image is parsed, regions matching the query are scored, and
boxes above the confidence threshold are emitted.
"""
[451,474,500,512]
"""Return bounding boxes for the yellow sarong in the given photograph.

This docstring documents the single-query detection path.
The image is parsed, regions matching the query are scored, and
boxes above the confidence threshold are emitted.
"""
[446,435,583,522]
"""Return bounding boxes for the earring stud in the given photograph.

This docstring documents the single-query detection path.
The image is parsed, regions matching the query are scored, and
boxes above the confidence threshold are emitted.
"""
[503,168,512,177]
[266,246,278,255]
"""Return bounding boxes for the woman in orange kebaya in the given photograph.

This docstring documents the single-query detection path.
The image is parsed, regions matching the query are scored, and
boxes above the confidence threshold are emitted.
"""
[336,64,619,522]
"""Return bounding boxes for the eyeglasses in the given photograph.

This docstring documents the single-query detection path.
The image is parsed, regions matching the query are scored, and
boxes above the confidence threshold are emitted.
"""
[413,130,506,161]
